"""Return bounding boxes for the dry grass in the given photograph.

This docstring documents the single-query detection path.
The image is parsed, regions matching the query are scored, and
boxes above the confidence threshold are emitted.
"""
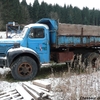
[0,54,100,100]
[50,72,100,100]
[49,54,100,100]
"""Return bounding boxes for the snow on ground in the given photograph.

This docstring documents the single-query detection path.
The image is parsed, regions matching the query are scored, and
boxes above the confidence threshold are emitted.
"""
[0,68,10,76]
[0,68,100,99]
[0,31,17,39]
[0,31,6,39]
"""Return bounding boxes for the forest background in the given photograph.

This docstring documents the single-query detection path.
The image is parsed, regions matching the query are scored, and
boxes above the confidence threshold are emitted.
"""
[0,0,100,30]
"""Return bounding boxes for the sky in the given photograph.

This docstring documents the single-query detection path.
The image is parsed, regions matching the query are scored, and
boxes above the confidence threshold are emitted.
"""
[21,0,100,10]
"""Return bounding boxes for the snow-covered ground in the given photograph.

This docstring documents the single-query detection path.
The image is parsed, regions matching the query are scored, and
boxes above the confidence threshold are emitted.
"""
[0,31,6,39]
[0,31,17,39]
[0,67,100,100]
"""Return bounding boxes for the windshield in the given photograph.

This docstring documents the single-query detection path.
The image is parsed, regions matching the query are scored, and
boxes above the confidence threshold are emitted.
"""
[12,27,28,38]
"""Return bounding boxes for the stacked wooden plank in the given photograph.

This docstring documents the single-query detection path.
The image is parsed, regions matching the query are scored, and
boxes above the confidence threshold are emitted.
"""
[0,80,53,100]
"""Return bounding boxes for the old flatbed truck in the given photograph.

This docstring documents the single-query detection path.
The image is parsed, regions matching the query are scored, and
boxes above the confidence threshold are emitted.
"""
[0,18,100,80]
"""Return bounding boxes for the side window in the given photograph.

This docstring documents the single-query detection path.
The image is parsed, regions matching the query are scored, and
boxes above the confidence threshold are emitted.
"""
[29,28,44,38]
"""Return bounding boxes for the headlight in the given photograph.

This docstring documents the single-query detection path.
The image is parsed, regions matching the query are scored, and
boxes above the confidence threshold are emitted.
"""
[13,43,20,48]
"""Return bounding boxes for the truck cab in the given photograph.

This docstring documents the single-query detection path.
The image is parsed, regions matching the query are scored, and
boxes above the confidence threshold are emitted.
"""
[0,18,57,80]
[26,23,50,63]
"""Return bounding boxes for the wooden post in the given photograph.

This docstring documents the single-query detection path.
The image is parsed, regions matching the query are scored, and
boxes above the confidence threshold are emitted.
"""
[33,80,51,91]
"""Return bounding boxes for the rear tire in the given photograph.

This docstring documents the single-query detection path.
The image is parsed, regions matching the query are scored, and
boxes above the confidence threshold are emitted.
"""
[11,56,38,80]
[83,52,100,72]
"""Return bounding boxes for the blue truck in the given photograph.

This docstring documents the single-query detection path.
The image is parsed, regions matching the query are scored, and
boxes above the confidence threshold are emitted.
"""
[0,18,100,80]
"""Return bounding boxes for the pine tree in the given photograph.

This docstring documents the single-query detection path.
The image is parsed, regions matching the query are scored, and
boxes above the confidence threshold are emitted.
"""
[66,5,74,24]
[0,1,4,30]
[2,0,21,24]
[20,0,30,24]
[82,7,90,25]
[32,0,39,22]
[38,1,48,19]
[60,4,67,23]
[1,0,100,31]
[94,10,99,25]
[27,3,33,22]
[73,7,82,24]
[50,4,60,20]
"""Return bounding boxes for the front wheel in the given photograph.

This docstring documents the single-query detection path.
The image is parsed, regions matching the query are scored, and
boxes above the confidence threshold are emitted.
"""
[11,56,38,80]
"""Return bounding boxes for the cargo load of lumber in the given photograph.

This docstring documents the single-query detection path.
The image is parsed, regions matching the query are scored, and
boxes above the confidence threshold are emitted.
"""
[58,23,100,36]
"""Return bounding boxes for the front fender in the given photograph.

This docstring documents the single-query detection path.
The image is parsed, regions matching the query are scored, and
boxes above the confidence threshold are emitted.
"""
[7,47,40,68]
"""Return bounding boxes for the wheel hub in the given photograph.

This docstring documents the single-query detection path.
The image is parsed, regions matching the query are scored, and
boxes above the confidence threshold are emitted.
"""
[18,63,32,76]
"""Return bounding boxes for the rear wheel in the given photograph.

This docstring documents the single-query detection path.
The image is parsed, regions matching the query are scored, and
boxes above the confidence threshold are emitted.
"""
[11,56,38,80]
[83,52,100,72]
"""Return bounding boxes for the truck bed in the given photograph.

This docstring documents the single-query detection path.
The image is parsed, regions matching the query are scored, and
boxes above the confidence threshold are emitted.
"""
[58,23,100,36]
[36,18,100,48]
[55,23,100,47]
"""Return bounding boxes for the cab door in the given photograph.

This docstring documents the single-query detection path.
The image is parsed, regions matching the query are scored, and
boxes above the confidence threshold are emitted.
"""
[27,26,50,63]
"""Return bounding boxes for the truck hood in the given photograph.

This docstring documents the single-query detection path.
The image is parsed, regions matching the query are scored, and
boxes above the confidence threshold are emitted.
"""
[0,38,22,43]
[0,38,22,55]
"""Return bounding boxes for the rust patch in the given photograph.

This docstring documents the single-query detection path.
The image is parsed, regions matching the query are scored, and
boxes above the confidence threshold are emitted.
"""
[52,52,74,63]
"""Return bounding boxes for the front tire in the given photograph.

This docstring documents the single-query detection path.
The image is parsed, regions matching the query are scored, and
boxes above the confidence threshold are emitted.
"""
[11,56,38,80]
